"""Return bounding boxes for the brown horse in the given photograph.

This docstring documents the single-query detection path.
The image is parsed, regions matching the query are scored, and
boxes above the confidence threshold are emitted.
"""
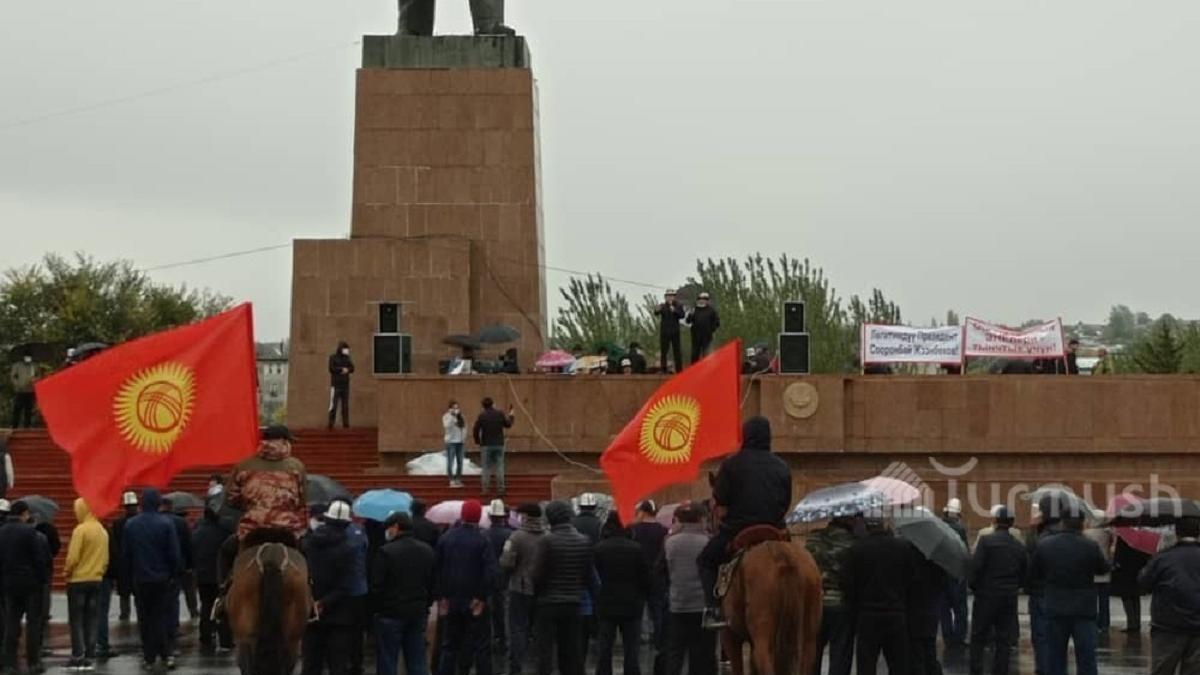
[721,537,823,675]
[226,531,312,675]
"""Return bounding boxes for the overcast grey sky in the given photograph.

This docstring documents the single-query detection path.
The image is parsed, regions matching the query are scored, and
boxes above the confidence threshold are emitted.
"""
[3,1,1198,340]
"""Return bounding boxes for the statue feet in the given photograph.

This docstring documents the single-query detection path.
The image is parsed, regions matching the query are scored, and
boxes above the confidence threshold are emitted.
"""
[475,24,516,36]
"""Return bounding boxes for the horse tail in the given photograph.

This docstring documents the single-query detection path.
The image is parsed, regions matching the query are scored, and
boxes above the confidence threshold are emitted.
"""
[255,545,285,675]
[771,543,805,675]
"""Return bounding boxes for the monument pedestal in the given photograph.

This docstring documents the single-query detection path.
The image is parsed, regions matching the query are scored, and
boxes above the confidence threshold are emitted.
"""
[287,36,547,428]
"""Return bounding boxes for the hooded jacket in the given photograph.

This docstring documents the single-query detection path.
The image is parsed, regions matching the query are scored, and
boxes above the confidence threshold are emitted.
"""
[500,515,545,596]
[712,417,792,533]
[64,498,109,583]
[123,489,182,585]
[227,439,307,540]
[329,341,354,389]
[303,521,358,625]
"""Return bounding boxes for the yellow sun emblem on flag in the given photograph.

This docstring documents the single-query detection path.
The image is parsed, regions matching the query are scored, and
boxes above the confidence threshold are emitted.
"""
[639,395,701,465]
[113,362,196,454]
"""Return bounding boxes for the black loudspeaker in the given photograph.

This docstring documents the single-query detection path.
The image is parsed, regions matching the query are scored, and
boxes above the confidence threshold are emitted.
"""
[779,333,811,374]
[783,301,806,333]
[378,303,400,333]
[373,333,412,374]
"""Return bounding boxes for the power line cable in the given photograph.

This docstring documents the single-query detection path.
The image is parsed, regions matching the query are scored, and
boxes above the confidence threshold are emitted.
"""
[0,40,361,131]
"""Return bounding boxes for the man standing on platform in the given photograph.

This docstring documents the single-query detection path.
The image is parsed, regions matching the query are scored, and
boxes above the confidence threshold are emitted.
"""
[686,293,720,364]
[9,352,37,429]
[473,398,515,497]
[328,341,354,430]
[656,291,685,374]
[397,0,515,37]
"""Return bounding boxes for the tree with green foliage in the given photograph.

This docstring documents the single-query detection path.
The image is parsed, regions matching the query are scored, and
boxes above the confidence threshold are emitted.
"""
[552,254,903,374]
[1,253,231,416]
[1130,316,1183,373]
[550,274,653,352]
[1104,305,1137,344]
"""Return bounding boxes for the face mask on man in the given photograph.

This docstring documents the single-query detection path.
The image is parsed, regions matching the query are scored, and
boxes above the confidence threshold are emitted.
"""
[309,518,322,532]
[23,356,32,363]
[385,529,398,542]
[341,348,350,356]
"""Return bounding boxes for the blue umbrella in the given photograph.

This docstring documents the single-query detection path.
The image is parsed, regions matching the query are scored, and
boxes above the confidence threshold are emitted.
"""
[353,489,413,522]
[789,483,887,525]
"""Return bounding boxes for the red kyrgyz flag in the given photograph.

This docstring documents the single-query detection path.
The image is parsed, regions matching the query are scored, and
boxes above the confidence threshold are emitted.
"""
[35,304,260,515]
[601,341,743,523]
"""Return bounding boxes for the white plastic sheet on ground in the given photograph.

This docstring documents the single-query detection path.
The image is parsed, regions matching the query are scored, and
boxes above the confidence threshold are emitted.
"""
[406,452,483,476]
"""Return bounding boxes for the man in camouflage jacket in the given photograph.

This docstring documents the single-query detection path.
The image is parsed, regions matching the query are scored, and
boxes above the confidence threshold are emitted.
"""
[227,425,308,541]
[805,517,858,675]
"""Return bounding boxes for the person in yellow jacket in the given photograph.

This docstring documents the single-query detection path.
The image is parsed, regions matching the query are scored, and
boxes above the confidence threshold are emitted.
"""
[63,498,109,671]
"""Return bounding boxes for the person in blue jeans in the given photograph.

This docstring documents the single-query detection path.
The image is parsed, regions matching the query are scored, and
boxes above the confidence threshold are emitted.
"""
[371,512,436,675]
[1030,508,1110,675]
[472,398,515,496]
[443,401,468,488]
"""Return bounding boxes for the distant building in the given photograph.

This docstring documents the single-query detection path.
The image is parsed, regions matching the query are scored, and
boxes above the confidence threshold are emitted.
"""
[257,341,289,424]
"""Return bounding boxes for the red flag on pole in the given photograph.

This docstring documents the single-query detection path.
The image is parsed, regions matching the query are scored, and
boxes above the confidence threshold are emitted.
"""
[35,304,260,515]
[601,341,743,523]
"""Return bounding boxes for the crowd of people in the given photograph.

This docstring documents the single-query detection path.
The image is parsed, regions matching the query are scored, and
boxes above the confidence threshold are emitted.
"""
[2,415,1200,675]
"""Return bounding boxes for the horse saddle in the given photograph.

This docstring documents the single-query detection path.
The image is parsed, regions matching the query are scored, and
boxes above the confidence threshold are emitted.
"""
[715,525,790,599]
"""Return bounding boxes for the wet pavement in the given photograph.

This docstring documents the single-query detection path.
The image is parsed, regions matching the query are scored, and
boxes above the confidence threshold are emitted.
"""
[25,595,1151,673]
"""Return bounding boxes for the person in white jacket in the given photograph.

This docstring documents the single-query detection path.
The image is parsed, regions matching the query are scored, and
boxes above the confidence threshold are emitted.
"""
[443,400,467,488]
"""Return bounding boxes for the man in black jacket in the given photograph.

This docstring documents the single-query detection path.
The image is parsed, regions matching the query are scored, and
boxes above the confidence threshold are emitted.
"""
[571,495,602,546]
[1139,516,1200,675]
[192,506,233,653]
[697,416,791,627]
[841,514,918,675]
[631,500,669,675]
[532,501,594,675]
[0,501,50,675]
[371,512,436,675]
[685,292,720,364]
[625,343,648,374]
[328,340,354,429]
[111,492,139,623]
[411,499,441,549]
[969,506,1028,675]
[473,398,515,496]
[161,498,195,658]
[303,502,360,675]
[656,291,685,373]
[594,513,652,675]
[485,500,514,655]
[909,544,948,675]
[1030,511,1109,675]
[435,500,497,675]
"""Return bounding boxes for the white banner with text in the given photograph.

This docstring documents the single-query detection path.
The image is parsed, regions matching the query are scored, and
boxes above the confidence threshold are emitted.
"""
[861,324,964,365]
[962,317,1066,359]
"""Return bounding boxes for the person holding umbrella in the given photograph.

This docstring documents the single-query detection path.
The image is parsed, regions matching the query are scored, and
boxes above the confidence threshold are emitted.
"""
[969,506,1028,675]
[1138,516,1200,674]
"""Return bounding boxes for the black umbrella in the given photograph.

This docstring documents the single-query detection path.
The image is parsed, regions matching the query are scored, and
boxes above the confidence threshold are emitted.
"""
[307,474,351,504]
[443,334,483,350]
[1110,498,1200,527]
[8,342,67,363]
[17,495,59,522]
[163,491,204,510]
[893,507,971,580]
[69,342,109,365]
[1025,486,1098,523]
[477,324,520,344]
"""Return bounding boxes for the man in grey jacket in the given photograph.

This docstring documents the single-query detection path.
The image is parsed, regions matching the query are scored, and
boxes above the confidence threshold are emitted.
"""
[662,504,715,675]
[499,503,544,675]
